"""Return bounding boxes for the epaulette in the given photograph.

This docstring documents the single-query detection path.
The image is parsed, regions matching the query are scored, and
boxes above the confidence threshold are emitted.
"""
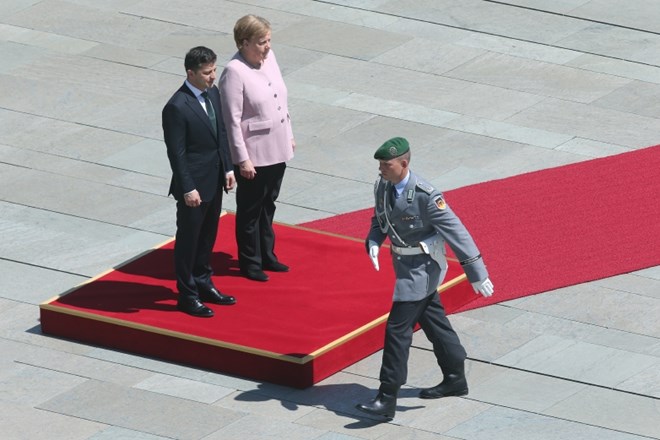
[416,181,434,195]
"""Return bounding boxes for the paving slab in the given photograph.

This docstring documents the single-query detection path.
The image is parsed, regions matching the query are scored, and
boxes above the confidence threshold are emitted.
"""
[592,272,660,299]
[510,284,660,337]
[426,312,538,362]
[397,0,591,45]
[287,55,471,108]
[0,143,168,197]
[446,52,632,104]
[372,37,486,75]
[593,80,660,119]
[0,401,104,440]
[558,24,660,66]
[455,32,583,64]
[293,408,396,439]
[496,336,659,388]
[616,364,660,398]
[544,386,660,438]
[636,266,660,282]
[0,361,87,406]
[5,0,180,48]
[215,390,316,423]
[87,426,169,440]
[38,380,245,440]
[446,405,650,440]
[506,97,660,147]
[0,202,168,276]
[393,393,492,434]
[0,163,168,224]
[556,137,632,157]
[0,39,48,74]
[276,0,401,30]
[567,53,660,84]
[288,98,375,146]
[205,413,326,440]
[133,374,235,404]
[276,16,411,61]
[14,345,154,387]
[0,109,144,162]
[443,115,574,149]
[0,258,86,305]
[467,368,587,413]
[0,302,95,356]
[569,0,660,33]
[581,327,660,357]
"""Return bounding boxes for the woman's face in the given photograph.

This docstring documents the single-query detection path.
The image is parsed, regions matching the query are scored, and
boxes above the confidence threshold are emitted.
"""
[241,31,271,67]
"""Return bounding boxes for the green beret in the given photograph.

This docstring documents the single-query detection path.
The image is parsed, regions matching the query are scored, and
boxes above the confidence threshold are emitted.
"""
[374,137,410,160]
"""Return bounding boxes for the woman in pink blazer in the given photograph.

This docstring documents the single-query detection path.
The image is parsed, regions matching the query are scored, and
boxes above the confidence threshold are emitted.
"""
[220,15,295,282]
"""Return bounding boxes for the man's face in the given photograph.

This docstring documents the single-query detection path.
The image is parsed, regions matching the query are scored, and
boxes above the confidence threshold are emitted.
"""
[378,158,407,184]
[187,62,217,91]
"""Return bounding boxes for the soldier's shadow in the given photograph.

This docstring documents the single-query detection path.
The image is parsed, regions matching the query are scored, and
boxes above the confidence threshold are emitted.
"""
[234,382,424,427]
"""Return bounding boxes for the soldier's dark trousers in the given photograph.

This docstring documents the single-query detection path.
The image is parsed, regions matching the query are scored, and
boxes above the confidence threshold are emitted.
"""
[379,292,467,390]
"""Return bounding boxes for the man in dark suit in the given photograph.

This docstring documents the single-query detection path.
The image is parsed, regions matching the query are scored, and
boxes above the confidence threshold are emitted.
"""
[162,46,237,318]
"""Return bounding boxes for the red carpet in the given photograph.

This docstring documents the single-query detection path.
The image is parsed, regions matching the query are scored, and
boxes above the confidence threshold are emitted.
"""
[40,213,472,388]
[40,146,660,387]
[303,145,660,312]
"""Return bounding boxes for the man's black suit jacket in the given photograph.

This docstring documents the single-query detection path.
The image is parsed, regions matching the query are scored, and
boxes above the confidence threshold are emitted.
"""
[162,83,232,201]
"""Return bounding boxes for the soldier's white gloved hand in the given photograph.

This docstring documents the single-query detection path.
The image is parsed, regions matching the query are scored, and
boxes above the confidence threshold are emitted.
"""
[471,278,494,297]
[369,245,380,271]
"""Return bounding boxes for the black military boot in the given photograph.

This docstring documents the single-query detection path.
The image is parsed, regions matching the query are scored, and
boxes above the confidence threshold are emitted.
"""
[419,365,468,399]
[356,388,398,420]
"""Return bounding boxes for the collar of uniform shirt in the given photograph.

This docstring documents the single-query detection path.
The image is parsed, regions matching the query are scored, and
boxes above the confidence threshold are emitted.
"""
[392,171,410,199]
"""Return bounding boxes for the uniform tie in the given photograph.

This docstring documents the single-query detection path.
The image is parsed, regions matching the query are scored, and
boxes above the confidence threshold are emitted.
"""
[201,91,217,136]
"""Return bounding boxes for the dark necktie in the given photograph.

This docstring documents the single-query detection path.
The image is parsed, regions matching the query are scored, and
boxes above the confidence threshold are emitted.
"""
[201,91,217,136]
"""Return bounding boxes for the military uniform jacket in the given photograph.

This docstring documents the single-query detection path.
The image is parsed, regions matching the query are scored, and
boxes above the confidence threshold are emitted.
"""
[367,171,488,302]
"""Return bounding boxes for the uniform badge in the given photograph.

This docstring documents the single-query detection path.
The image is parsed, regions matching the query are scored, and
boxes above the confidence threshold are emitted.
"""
[434,196,447,210]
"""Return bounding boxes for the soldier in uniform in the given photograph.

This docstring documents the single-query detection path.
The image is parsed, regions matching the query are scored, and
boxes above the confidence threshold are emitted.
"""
[356,137,494,420]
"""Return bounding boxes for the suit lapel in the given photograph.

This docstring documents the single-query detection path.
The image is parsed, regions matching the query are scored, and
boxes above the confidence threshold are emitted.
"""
[181,84,217,139]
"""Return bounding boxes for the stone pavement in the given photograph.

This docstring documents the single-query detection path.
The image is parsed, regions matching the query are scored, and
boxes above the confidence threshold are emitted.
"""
[1,0,659,438]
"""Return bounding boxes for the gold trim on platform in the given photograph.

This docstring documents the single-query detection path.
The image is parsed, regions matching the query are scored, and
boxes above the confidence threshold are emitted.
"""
[40,273,467,365]
[40,302,310,365]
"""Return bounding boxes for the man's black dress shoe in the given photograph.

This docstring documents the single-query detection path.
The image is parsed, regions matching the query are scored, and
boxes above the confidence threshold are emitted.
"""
[356,392,397,420]
[177,299,214,318]
[241,268,269,282]
[419,373,468,399]
[199,287,236,305]
[263,261,289,272]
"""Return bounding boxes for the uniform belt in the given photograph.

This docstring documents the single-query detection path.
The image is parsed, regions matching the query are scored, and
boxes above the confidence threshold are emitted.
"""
[391,245,424,255]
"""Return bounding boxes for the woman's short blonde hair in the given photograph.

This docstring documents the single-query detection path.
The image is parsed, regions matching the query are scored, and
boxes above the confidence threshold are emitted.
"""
[233,15,271,49]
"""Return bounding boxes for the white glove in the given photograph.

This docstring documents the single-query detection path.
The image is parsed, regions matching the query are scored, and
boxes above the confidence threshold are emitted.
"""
[471,278,494,297]
[369,245,379,271]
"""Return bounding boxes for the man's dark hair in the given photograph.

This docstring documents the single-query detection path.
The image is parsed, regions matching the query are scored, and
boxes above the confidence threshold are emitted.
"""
[184,46,217,71]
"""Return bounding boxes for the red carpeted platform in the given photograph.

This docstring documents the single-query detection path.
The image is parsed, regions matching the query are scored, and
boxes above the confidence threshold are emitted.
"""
[40,214,473,388]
